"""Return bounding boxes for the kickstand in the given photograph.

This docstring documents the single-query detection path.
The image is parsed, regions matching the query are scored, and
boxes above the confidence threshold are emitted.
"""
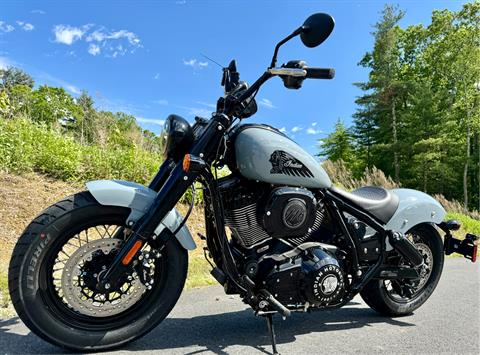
[265,313,279,355]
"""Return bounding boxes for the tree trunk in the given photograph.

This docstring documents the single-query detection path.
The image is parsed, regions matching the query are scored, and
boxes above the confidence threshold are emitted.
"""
[463,121,470,208]
[391,97,400,182]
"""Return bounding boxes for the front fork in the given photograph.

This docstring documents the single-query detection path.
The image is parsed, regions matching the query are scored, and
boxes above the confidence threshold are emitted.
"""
[97,114,230,291]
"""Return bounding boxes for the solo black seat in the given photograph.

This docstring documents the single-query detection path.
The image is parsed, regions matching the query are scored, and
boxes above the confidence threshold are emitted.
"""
[329,186,399,224]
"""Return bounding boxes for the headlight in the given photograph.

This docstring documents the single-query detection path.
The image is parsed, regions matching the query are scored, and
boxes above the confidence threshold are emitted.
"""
[161,114,194,162]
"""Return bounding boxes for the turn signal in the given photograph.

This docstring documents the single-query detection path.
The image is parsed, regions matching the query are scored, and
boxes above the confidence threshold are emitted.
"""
[183,154,191,172]
[122,240,143,265]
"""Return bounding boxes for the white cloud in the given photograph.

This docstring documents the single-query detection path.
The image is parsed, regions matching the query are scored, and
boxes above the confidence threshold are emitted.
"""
[306,127,322,135]
[136,117,165,126]
[183,58,208,70]
[306,122,322,135]
[259,98,276,109]
[31,9,46,14]
[196,101,216,108]
[153,73,160,80]
[179,105,212,117]
[53,25,85,45]
[279,127,287,133]
[0,56,11,69]
[88,43,100,56]
[153,99,168,105]
[52,24,141,57]
[86,28,140,47]
[16,21,34,31]
[35,70,81,95]
[0,21,14,33]
[65,84,81,95]
[291,126,303,133]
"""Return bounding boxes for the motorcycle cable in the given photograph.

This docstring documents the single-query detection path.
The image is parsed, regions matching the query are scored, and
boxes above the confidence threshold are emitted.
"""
[172,183,196,236]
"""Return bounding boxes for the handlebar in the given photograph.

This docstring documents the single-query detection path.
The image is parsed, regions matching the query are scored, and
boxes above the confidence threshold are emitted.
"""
[223,63,335,117]
[305,67,335,79]
[267,67,335,79]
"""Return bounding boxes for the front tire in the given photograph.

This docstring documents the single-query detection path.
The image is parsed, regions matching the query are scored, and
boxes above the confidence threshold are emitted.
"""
[8,191,188,351]
[360,224,444,316]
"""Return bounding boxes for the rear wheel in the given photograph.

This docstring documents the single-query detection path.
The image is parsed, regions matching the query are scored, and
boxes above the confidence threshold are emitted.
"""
[360,224,444,316]
[8,191,188,351]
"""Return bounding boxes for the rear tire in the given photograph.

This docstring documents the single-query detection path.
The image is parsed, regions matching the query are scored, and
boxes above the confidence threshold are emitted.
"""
[8,191,188,351]
[360,224,444,316]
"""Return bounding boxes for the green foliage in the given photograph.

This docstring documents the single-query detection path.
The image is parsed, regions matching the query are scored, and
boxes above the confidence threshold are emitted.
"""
[318,119,355,170]
[326,2,480,211]
[30,85,81,125]
[0,118,161,184]
[0,66,34,90]
[0,63,167,187]
[445,212,480,238]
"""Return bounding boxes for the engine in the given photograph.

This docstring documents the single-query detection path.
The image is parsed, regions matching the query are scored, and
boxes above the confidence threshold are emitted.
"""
[264,245,346,306]
[217,175,347,308]
[218,176,324,248]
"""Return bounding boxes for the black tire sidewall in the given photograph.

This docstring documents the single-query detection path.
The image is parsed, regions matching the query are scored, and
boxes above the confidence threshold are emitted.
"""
[362,224,444,316]
[14,197,188,350]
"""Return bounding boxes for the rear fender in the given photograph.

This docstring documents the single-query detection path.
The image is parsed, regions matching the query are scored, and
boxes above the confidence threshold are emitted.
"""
[85,180,196,250]
[386,188,446,234]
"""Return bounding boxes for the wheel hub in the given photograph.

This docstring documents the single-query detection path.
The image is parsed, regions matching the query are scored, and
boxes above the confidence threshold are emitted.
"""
[61,239,146,317]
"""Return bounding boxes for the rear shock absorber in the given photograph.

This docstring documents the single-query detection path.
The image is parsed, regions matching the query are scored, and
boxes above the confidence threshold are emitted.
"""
[389,231,424,267]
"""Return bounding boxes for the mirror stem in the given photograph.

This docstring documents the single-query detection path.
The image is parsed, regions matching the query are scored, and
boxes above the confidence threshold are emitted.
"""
[269,26,305,69]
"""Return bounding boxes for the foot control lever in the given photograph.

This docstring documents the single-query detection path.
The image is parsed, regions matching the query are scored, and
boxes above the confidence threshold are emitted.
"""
[258,289,291,317]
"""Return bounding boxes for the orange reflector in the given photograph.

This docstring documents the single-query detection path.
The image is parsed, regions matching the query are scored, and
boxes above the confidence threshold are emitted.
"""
[122,240,143,265]
[183,154,191,172]
[472,245,477,263]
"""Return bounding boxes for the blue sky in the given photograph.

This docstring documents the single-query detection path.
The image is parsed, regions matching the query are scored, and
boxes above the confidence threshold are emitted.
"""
[1,0,465,156]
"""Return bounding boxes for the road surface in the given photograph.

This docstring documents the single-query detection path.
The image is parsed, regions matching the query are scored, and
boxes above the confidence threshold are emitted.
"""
[0,258,478,354]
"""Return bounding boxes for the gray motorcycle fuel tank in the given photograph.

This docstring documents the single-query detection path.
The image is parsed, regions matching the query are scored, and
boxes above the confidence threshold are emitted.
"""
[234,125,331,188]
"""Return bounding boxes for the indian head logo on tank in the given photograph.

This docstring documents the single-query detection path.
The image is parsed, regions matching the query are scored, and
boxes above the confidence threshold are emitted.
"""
[269,150,314,178]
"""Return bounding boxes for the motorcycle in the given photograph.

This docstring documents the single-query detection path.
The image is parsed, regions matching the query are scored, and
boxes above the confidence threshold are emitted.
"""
[8,13,477,354]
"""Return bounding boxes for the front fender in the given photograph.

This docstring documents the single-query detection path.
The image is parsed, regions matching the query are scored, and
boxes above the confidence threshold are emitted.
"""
[386,188,446,234]
[85,180,196,250]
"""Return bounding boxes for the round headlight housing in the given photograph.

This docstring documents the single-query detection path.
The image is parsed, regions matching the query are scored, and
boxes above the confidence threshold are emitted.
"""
[161,114,194,162]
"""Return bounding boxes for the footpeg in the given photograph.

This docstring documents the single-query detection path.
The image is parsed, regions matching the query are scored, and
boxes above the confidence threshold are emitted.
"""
[259,289,291,317]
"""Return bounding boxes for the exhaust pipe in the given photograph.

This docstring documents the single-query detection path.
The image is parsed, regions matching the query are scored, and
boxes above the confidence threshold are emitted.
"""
[389,232,424,267]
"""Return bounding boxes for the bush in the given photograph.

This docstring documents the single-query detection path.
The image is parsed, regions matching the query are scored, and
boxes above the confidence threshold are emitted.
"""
[0,118,161,184]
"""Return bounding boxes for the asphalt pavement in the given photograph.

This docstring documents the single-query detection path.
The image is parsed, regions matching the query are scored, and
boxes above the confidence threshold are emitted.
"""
[0,258,478,354]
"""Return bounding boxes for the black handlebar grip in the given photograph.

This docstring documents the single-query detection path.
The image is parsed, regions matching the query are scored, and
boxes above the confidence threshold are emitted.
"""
[305,67,335,79]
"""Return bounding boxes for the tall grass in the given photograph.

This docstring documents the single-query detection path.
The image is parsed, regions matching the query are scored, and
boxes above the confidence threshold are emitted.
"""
[0,118,161,184]
[322,159,400,190]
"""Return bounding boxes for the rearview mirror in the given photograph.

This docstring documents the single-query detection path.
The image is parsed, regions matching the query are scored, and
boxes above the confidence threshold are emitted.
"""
[300,13,335,48]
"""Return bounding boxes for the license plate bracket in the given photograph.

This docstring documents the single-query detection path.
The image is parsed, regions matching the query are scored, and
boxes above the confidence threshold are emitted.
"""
[444,233,478,263]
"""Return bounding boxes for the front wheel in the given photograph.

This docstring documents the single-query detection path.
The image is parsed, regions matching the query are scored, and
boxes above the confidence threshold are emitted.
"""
[360,224,444,316]
[8,191,188,351]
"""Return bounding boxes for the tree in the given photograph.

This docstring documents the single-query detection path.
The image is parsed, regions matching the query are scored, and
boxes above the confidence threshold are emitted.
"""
[345,2,480,210]
[76,91,97,144]
[318,119,355,167]
[354,5,408,182]
[0,67,34,91]
[30,85,81,125]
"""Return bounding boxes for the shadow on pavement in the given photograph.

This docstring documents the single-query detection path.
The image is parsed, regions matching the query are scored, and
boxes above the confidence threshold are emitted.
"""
[0,303,415,355]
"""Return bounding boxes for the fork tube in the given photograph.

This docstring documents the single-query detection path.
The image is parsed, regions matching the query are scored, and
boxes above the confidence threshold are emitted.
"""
[148,159,175,192]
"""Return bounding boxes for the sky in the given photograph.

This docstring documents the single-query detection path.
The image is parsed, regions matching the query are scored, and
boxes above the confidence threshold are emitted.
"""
[0,0,466,156]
